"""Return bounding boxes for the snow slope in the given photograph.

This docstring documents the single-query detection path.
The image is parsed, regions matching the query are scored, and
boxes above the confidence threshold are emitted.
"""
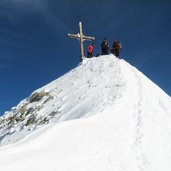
[0,55,171,171]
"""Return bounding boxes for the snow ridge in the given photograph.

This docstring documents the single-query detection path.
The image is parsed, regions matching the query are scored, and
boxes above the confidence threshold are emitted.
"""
[0,55,125,145]
[0,55,171,171]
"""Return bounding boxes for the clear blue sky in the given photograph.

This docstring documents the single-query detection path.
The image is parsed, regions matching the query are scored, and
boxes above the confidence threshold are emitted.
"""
[0,0,171,115]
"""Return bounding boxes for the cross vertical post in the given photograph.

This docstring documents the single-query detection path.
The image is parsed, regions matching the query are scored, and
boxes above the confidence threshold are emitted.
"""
[79,22,84,62]
[68,22,95,62]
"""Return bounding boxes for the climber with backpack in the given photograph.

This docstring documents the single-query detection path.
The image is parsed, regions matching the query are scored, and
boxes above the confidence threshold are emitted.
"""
[111,39,122,58]
[87,42,95,58]
[101,37,109,55]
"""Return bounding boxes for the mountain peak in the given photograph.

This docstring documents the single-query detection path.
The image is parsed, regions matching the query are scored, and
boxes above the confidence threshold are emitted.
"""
[0,55,125,144]
[0,55,171,171]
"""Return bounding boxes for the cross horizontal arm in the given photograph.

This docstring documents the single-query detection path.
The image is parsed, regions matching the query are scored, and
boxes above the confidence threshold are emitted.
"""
[82,35,95,41]
[68,34,94,41]
[67,33,80,39]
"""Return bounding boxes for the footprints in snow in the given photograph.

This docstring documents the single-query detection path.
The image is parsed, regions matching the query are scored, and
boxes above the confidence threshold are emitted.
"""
[131,68,151,171]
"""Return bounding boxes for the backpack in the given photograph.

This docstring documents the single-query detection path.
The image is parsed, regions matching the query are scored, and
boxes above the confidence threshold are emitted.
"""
[113,41,121,50]
[101,41,109,49]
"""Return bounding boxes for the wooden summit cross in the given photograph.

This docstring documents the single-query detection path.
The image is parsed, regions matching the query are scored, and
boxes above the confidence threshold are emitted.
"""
[68,22,95,62]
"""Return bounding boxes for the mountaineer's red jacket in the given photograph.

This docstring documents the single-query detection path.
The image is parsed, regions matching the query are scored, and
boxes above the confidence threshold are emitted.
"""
[88,45,94,53]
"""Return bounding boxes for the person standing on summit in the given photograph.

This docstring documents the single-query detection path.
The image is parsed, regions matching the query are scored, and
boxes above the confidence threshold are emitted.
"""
[111,39,122,58]
[101,37,109,55]
[87,42,95,58]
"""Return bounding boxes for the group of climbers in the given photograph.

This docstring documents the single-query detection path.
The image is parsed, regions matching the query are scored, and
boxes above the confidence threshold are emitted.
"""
[87,37,122,58]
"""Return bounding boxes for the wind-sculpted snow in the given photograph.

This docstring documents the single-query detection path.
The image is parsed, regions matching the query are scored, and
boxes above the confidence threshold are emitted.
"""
[0,55,171,171]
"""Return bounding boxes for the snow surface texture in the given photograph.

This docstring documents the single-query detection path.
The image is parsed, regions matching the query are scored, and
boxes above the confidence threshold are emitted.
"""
[0,55,171,171]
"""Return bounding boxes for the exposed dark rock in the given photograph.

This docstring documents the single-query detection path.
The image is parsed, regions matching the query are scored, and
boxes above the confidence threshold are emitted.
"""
[25,107,34,116]
[18,104,27,115]
[43,96,53,104]
[26,115,36,126]
[29,91,49,103]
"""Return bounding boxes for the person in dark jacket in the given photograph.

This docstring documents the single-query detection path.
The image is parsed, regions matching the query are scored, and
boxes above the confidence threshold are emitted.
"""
[111,39,122,58]
[101,37,109,55]
[87,42,95,58]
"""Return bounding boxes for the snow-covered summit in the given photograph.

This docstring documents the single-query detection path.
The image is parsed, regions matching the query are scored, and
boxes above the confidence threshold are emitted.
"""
[0,55,171,171]
[0,55,124,145]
